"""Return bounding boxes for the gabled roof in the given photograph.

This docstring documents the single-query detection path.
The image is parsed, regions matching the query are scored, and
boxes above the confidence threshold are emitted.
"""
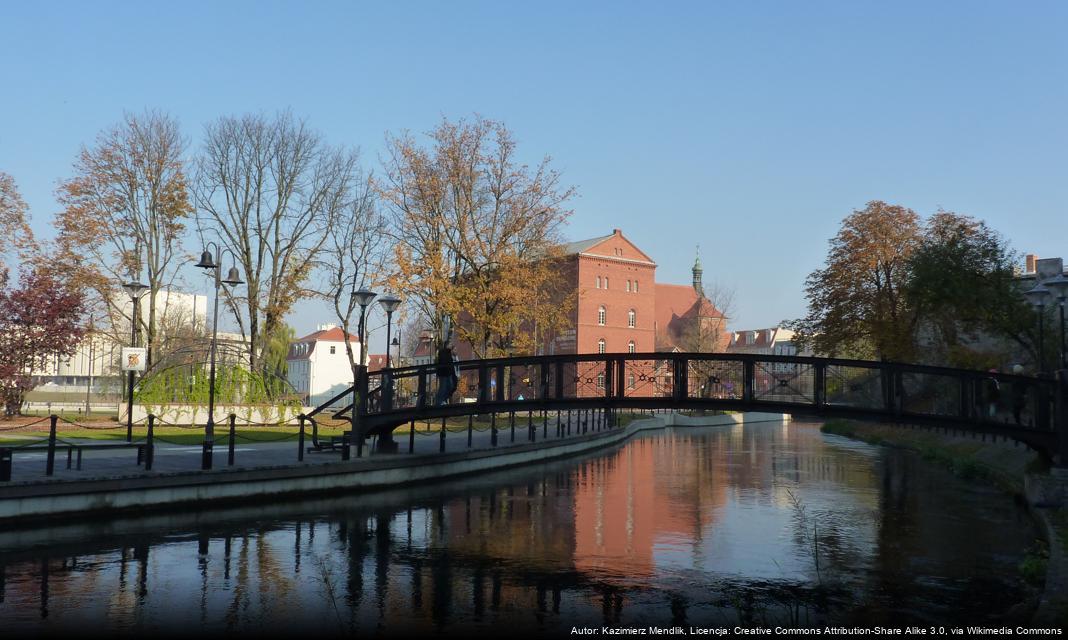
[295,327,360,343]
[562,233,614,255]
[654,283,728,351]
[563,229,656,265]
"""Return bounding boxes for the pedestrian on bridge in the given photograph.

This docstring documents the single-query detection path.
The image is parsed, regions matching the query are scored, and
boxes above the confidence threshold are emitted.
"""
[435,343,458,406]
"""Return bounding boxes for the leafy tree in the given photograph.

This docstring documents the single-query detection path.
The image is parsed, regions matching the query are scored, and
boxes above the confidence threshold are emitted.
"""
[55,111,193,368]
[791,201,922,361]
[0,172,35,267]
[379,116,576,357]
[906,211,1035,368]
[0,265,87,415]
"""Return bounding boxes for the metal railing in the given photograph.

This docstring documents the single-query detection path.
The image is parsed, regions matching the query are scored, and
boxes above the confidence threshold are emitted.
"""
[338,352,1068,460]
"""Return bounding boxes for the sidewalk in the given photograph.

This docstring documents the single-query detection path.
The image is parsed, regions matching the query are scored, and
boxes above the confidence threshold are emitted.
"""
[0,410,618,485]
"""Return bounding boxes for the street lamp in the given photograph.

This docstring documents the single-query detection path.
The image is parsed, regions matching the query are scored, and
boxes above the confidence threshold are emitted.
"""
[351,286,376,457]
[377,294,402,368]
[1025,283,1051,374]
[121,277,148,443]
[195,243,244,470]
[1043,273,1068,370]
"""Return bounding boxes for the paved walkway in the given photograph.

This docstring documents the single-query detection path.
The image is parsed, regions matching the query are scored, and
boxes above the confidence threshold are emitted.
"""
[0,409,638,485]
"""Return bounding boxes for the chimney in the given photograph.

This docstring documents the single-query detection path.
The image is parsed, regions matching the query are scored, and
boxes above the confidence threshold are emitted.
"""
[612,228,621,235]
[1025,254,1037,274]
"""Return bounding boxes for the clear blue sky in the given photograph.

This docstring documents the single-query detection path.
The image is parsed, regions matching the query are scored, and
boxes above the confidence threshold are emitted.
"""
[2,1,1066,348]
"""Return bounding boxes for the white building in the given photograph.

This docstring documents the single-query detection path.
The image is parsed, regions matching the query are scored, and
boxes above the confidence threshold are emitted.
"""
[31,289,208,388]
[287,324,362,406]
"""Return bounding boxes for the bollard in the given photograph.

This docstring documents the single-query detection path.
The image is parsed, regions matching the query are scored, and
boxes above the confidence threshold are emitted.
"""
[510,410,516,443]
[467,414,473,448]
[202,437,214,471]
[298,415,306,462]
[0,448,11,482]
[228,414,236,466]
[409,419,415,454]
[528,410,534,442]
[341,432,351,461]
[145,414,155,471]
[543,410,547,440]
[491,412,498,447]
[439,417,447,453]
[46,415,57,477]
[567,410,572,436]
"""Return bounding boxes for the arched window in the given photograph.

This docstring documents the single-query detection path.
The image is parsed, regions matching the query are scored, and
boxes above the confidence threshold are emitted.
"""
[628,373,636,389]
[626,280,631,292]
[604,277,609,289]
[596,275,601,289]
[627,309,636,328]
[634,280,639,293]
[598,338,606,354]
[628,340,636,354]
[597,372,606,388]
[598,306,606,326]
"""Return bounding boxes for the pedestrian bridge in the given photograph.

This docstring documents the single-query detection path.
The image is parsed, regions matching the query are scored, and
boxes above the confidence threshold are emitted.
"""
[309,352,1068,462]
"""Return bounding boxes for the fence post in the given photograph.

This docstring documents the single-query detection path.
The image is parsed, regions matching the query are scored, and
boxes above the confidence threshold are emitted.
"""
[298,414,306,462]
[491,412,498,447]
[528,409,534,442]
[467,414,473,448]
[0,448,10,482]
[46,415,57,477]
[409,419,415,454]
[145,414,155,471]
[228,414,236,466]
[510,410,516,443]
[439,417,446,453]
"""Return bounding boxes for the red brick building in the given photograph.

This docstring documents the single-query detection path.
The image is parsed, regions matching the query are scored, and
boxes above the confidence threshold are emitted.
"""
[551,229,727,356]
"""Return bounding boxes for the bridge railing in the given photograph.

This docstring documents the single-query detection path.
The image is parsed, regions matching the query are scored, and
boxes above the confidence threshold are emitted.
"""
[351,352,1060,437]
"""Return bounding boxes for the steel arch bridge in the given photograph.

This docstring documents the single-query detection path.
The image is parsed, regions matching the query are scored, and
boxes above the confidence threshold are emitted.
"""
[308,352,1068,462]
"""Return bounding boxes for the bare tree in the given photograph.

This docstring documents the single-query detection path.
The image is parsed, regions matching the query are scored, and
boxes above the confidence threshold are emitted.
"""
[195,112,357,372]
[318,167,392,375]
[55,111,193,367]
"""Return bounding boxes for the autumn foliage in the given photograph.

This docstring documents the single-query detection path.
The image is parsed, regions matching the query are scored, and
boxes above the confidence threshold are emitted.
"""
[0,265,87,415]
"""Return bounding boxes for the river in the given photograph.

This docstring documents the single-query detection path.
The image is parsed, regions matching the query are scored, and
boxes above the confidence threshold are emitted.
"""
[0,419,1041,635]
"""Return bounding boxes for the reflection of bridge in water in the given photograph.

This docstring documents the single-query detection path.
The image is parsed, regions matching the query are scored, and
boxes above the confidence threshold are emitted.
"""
[312,352,1067,462]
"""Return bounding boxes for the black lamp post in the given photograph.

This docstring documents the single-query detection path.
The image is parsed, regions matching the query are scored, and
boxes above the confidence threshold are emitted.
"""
[351,286,377,458]
[121,277,148,443]
[1044,273,1068,371]
[195,243,244,470]
[1025,283,1051,375]
[377,294,402,368]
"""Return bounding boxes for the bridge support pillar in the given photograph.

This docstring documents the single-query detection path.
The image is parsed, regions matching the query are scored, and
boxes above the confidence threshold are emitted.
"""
[377,430,399,454]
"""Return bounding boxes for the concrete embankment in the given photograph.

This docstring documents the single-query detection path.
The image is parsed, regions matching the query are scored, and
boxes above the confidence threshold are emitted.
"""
[0,411,787,524]
[821,419,1068,625]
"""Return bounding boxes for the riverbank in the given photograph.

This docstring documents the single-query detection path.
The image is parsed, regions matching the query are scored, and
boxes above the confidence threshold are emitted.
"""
[0,411,787,525]
[820,419,1068,624]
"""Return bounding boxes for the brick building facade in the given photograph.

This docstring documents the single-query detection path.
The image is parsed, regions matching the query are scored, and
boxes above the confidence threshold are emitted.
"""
[551,229,726,356]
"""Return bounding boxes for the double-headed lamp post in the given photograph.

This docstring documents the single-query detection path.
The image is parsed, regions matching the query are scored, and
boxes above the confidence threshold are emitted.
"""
[351,287,377,458]
[1025,283,1051,375]
[195,244,244,470]
[121,277,148,443]
[1043,273,1068,371]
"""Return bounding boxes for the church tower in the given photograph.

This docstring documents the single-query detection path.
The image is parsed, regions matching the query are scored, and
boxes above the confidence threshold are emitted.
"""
[692,246,704,296]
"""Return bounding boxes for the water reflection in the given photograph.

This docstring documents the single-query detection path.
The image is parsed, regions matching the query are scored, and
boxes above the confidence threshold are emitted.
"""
[0,421,1040,634]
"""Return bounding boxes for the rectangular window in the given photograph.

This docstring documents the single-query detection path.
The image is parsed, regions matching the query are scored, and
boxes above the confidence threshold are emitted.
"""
[330,345,336,354]
[626,280,631,292]
[596,276,601,289]
[634,280,638,292]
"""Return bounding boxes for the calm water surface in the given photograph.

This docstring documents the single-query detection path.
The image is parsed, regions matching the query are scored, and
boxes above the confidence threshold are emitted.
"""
[0,420,1041,636]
